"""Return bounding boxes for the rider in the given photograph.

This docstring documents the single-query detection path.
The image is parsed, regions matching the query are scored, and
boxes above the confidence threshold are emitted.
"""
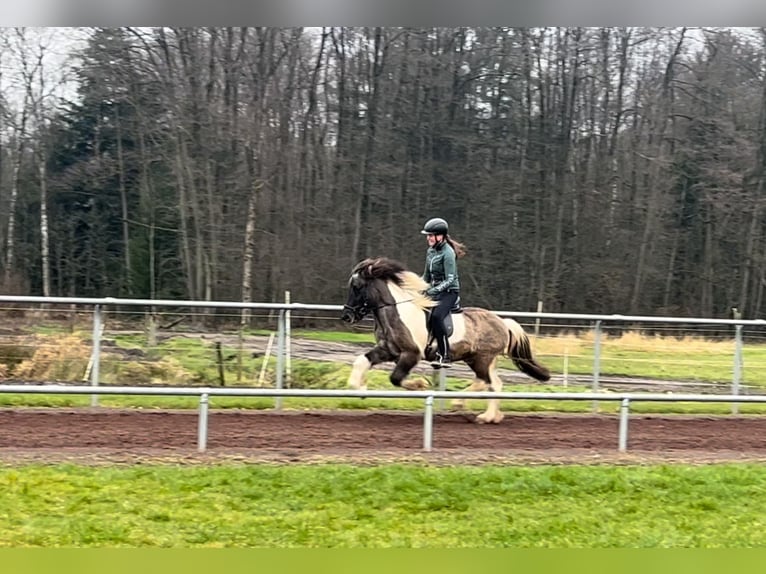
[420,217,466,368]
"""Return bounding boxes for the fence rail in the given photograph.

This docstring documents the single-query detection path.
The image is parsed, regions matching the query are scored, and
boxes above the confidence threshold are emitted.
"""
[2,384,766,453]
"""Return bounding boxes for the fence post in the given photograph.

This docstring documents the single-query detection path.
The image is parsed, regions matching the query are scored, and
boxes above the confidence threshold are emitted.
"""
[437,368,446,411]
[257,332,276,386]
[423,395,434,452]
[215,341,225,386]
[618,398,630,452]
[591,320,602,413]
[237,324,244,383]
[275,310,285,411]
[198,392,209,452]
[732,322,743,415]
[147,310,158,348]
[533,300,543,342]
[90,304,102,407]
[285,290,291,388]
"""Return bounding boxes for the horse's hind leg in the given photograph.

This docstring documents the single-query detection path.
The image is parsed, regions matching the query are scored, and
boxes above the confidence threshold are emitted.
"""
[459,355,504,424]
[349,346,393,391]
[480,358,505,424]
[450,379,489,411]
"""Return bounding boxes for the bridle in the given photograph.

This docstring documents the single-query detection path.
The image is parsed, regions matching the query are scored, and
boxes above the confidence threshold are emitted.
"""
[342,300,372,321]
[342,298,402,321]
[342,288,416,322]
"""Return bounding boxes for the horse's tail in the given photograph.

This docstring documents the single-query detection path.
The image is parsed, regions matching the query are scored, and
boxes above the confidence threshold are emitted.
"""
[503,318,551,382]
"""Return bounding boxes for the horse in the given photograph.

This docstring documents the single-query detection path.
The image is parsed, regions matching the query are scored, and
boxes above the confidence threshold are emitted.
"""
[340,256,551,423]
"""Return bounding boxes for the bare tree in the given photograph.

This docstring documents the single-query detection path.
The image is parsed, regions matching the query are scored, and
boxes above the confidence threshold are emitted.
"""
[629,28,687,314]
[738,28,766,317]
[1,32,32,291]
[3,26,766,317]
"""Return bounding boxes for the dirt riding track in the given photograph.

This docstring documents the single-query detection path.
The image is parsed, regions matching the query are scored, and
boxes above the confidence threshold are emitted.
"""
[2,407,766,465]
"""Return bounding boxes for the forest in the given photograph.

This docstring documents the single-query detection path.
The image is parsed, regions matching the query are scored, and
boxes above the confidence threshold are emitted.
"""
[0,27,765,318]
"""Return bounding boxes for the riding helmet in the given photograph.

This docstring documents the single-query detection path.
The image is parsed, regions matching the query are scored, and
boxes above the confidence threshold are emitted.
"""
[421,217,449,235]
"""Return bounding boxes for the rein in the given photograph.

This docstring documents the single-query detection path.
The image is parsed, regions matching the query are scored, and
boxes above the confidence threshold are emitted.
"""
[343,296,418,319]
[375,298,417,310]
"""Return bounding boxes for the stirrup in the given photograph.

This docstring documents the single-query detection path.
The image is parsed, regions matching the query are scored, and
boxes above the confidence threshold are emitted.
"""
[430,355,452,370]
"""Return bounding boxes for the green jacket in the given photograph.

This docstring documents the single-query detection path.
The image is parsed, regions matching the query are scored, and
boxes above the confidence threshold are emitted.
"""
[422,242,460,295]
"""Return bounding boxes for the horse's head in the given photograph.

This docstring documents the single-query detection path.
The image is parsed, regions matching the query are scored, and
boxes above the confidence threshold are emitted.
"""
[341,257,434,323]
[341,270,372,324]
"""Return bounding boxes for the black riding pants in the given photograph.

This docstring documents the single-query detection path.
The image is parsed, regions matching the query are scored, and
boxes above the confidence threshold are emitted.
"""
[429,291,458,359]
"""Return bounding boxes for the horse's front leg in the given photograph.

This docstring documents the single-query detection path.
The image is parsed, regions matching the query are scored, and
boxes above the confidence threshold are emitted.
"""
[392,351,427,390]
[349,346,393,391]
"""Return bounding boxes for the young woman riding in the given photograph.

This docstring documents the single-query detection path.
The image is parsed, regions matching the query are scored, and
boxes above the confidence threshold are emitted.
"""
[420,217,466,368]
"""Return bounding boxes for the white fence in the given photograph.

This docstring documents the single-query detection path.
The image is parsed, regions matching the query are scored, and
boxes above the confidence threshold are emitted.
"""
[1,295,765,401]
[1,295,766,453]
[3,383,766,453]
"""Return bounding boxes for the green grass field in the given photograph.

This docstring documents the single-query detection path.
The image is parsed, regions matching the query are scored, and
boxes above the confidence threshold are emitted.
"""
[1,463,765,547]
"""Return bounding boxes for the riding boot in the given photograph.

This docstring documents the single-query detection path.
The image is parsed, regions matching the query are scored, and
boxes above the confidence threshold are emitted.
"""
[431,335,452,369]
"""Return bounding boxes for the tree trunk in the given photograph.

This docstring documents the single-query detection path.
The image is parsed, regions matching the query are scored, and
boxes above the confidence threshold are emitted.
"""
[549,28,582,307]
[174,136,196,300]
[351,27,385,264]
[740,34,766,315]
[38,143,51,297]
[605,28,630,247]
[3,110,28,289]
[115,106,132,295]
[739,177,763,315]
[701,209,714,316]
[629,29,686,313]
[241,168,262,325]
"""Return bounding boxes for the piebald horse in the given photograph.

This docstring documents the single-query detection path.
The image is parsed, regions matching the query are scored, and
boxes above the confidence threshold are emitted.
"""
[341,257,551,423]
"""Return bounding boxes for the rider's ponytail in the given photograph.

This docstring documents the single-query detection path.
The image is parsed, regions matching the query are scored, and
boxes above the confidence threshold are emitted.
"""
[446,235,467,258]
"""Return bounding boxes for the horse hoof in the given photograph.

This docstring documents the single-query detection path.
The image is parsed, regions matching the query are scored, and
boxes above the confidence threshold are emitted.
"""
[402,378,430,391]
[476,413,504,424]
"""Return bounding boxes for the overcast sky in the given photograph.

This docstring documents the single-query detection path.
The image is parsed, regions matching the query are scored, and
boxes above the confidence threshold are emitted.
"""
[0,27,87,119]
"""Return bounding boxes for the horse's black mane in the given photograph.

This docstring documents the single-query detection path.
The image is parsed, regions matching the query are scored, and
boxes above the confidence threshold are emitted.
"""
[352,257,410,286]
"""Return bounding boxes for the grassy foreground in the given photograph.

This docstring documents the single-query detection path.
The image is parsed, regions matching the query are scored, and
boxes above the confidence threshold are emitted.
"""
[2,463,766,548]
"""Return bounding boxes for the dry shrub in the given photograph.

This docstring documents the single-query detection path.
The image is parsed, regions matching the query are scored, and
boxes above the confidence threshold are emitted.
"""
[150,358,194,384]
[535,329,734,357]
[106,357,193,385]
[107,361,154,385]
[604,330,730,352]
[13,335,91,381]
[534,331,590,355]
[0,342,35,378]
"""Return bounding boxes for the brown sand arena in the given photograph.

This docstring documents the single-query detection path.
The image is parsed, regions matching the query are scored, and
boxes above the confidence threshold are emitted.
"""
[1,407,766,465]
